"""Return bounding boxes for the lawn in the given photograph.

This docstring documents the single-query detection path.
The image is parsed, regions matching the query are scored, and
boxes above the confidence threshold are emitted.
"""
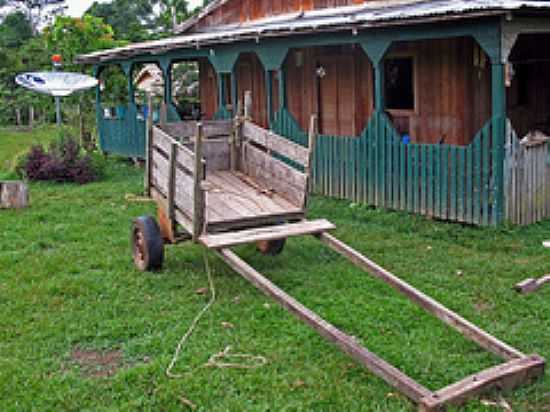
[0,125,58,175]
[1,128,549,411]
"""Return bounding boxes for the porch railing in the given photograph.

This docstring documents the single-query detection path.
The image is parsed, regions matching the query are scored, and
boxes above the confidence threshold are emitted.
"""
[272,108,502,226]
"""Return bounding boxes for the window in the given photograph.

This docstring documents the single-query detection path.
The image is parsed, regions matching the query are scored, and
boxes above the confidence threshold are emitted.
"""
[384,57,415,111]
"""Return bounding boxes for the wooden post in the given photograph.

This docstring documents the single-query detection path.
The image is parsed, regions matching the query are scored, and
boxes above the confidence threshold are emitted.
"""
[145,93,153,196]
[230,99,243,172]
[193,123,205,240]
[167,142,178,237]
[492,62,506,225]
[0,181,28,209]
[304,114,318,209]
[277,69,286,111]
[160,102,168,125]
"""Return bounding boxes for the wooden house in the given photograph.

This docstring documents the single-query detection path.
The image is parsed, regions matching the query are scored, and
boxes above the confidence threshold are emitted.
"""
[77,0,550,226]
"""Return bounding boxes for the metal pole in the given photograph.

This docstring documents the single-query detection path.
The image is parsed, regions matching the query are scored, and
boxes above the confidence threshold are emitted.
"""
[55,96,61,127]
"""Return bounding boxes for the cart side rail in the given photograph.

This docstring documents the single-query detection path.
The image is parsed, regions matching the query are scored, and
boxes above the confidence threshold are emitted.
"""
[160,120,232,141]
[149,124,206,237]
[241,117,317,209]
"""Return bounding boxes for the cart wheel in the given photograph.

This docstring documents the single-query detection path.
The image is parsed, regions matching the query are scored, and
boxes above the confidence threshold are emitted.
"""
[257,238,286,256]
[131,216,164,271]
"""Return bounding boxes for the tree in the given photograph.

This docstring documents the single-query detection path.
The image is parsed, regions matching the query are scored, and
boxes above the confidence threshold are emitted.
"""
[86,0,191,42]
[86,0,157,42]
[0,0,67,33]
[43,14,124,72]
[0,11,32,47]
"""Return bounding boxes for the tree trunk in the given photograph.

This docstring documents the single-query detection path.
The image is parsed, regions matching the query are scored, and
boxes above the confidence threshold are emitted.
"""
[0,181,29,209]
[15,108,21,126]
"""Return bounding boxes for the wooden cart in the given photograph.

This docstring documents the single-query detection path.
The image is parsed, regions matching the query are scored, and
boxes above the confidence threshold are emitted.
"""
[131,99,544,411]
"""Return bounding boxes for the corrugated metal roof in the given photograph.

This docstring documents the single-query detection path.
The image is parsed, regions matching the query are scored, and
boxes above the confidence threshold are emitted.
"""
[76,0,550,64]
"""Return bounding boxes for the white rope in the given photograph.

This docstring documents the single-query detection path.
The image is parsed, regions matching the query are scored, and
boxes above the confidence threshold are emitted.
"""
[166,249,267,379]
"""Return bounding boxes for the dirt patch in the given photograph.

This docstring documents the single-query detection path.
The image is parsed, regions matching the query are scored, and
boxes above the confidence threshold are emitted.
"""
[70,348,123,378]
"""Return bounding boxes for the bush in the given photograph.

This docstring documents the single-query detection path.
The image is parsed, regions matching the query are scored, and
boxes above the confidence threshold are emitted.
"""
[18,135,100,185]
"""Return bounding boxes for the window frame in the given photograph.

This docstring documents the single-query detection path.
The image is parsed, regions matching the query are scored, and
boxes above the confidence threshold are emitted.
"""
[383,52,419,117]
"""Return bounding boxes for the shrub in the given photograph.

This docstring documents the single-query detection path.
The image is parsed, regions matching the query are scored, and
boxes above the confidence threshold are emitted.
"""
[18,135,100,185]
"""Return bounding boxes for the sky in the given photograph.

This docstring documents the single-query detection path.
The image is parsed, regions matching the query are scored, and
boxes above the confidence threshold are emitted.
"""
[66,0,204,18]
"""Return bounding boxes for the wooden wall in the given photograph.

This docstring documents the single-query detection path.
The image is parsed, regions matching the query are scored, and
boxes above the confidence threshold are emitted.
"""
[235,53,268,127]
[199,59,219,120]
[389,37,492,146]
[198,37,493,145]
[285,45,374,136]
[507,33,550,138]
[194,0,365,31]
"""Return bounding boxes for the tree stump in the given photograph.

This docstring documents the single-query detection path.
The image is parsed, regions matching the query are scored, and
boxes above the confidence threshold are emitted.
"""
[0,181,29,209]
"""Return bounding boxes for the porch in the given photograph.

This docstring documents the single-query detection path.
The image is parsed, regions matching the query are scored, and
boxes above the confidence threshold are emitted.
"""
[90,16,550,226]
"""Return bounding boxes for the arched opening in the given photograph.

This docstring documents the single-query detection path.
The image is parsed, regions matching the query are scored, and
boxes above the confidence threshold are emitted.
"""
[99,64,129,119]
[507,33,550,138]
[284,44,374,137]
[131,62,165,122]
[234,52,267,127]
[198,58,219,120]
[171,60,200,120]
[383,36,491,146]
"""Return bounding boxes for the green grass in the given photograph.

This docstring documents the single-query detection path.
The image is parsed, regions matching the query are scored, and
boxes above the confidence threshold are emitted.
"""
[0,126,58,175]
[0,129,549,411]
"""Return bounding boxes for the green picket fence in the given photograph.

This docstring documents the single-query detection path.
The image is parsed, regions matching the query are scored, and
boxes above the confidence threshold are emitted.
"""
[98,103,181,158]
[272,109,499,226]
[98,104,147,158]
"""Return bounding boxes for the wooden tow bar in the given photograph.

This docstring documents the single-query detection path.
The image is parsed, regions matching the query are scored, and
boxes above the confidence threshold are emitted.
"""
[136,99,544,410]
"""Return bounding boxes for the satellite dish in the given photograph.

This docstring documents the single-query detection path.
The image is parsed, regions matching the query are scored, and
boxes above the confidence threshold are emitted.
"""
[15,72,98,97]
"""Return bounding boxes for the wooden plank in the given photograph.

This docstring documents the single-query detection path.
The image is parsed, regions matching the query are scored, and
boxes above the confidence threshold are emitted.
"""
[167,143,177,229]
[243,142,307,207]
[193,124,205,240]
[200,219,335,249]
[243,120,309,166]
[161,120,233,139]
[206,212,305,234]
[317,233,525,361]
[153,126,196,174]
[419,355,545,411]
[441,145,449,220]
[304,115,318,209]
[515,275,550,294]
[450,147,457,222]
[458,149,466,222]
[427,145,434,217]
[151,186,193,235]
[474,135,482,225]
[0,181,28,209]
[215,248,433,403]
[482,125,490,225]
[145,93,153,195]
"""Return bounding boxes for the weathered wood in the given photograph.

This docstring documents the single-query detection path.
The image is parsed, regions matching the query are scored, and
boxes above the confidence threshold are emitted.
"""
[0,181,28,209]
[242,120,310,166]
[215,248,433,403]
[193,124,205,240]
[153,126,196,174]
[161,120,232,139]
[317,232,525,361]
[514,275,550,294]
[243,142,307,207]
[151,186,193,235]
[419,355,545,411]
[160,102,167,125]
[200,219,334,249]
[304,115,318,209]
[504,122,550,225]
[168,142,177,231]
[145,93,153,195]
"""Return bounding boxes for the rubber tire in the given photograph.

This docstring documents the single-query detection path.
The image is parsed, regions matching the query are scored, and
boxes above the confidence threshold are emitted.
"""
[256,238,286,256]
[131,216,165,272]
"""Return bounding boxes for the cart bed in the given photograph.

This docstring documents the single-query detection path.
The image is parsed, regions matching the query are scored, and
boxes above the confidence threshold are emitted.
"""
[147,118,315,238]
